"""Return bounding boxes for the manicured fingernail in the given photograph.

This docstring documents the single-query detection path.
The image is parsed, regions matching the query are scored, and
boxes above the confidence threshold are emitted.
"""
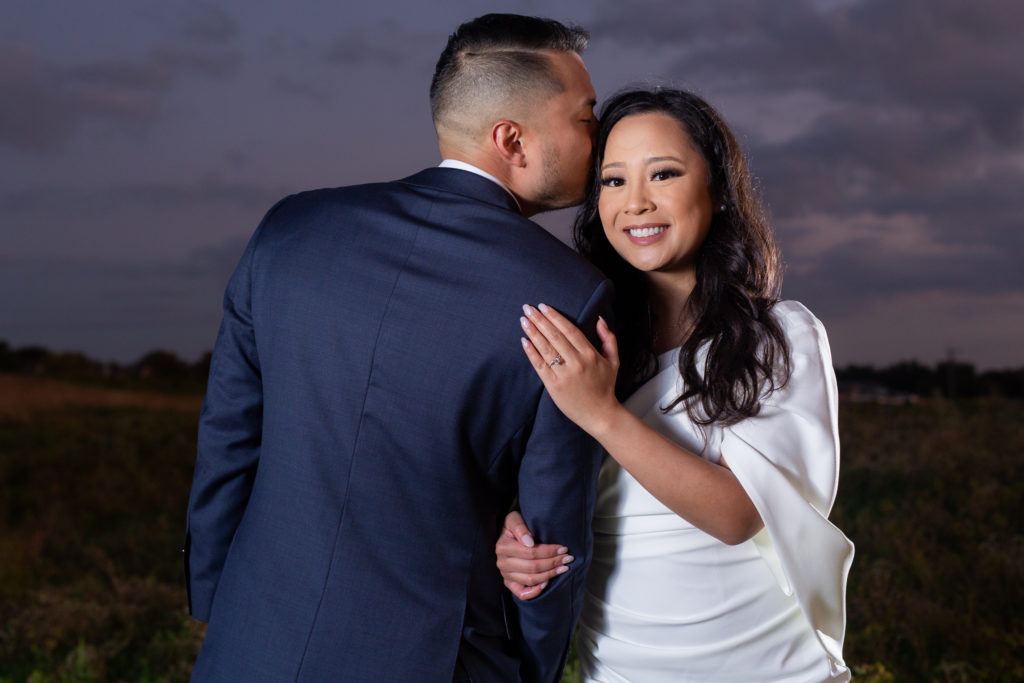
[537,581,548,591]
[538,303,551,313]
[520,316,531,330]
[562,555,575,564]
[521,337,530,350]
[521,534,535,548]
[522,304,536,317]
[556,546,568,555]
[556,565,569,575]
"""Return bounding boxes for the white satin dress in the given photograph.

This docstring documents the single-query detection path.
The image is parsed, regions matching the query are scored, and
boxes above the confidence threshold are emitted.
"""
[578,301,853,682]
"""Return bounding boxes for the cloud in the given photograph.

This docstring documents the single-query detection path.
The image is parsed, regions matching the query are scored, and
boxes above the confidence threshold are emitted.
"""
[259,20,431,107]
[0,41,241,154]
[272,73,333,104]
[0,237,248,362]
[591,0,1024,146]
[821,289,1024,369]
[0,181,278,215]
[585,0,1024,328]
[779,219,1022,322]
[327,27,407,67]
[182,3,238,44]
[783,211,990,266]
[0,180,282,265]
[323,27,409,68]
[150,44,241,80]
[0,43,157,153]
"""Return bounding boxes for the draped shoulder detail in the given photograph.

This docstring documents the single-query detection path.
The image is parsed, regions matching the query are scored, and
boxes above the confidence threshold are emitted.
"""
[719,300,853,668]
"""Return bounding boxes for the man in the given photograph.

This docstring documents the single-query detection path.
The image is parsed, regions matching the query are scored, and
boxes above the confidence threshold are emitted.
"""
[185,14,612,682]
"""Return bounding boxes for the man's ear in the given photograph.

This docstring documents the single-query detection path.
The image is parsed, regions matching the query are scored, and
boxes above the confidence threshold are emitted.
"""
[491,120,527,168]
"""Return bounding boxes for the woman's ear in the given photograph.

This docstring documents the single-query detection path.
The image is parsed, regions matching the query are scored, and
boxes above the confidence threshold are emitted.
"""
[492,120,527,168]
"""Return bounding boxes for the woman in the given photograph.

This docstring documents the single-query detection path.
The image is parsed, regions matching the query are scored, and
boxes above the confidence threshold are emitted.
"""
[498,88,853,681]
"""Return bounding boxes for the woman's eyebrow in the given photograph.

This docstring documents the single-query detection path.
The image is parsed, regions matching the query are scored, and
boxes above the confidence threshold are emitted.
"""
[601,156,685,172]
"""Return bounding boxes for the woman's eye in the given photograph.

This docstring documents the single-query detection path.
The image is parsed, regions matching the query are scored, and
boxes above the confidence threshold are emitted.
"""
[651,169,680,181]
[600,176,623,187]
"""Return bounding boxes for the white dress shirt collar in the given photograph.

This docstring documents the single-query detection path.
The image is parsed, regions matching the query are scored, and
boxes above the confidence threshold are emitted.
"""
[438,159,521,212]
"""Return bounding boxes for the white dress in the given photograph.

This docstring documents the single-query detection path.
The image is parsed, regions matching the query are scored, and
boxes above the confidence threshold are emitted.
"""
[578,301,854,682]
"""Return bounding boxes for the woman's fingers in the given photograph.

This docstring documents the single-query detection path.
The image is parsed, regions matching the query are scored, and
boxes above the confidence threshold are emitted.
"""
[596,316,620,366]
[505,579,547,601]
[536,303,596,356]
[495,535,571,569]
[495,528,574,588]
[522,305,574,363]
[526,304,617,370]
[499,555,574,587]
[521,336,557,383]
[502,510,534,548]
[497,546,574,578]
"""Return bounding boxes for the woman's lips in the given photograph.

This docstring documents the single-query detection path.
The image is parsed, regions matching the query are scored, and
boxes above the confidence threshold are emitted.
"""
[624,224,669,245]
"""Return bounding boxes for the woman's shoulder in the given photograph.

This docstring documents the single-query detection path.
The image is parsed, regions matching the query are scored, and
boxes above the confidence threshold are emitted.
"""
[769,300,831,357]
[769,299,820,326]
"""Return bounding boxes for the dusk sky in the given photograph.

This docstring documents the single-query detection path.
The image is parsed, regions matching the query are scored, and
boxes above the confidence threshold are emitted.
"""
[3,0,1022,369]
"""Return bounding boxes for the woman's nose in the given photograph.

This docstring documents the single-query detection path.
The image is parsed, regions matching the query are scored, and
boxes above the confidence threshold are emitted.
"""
[624,184,654,214]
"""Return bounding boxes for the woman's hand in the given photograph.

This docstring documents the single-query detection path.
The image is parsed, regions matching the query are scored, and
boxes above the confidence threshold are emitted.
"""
[520,304,623,437]
[496,511,573,600]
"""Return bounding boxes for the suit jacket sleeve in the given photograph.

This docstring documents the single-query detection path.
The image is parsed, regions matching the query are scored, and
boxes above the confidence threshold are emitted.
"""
[509,279,615,683]
[184,204,278,621]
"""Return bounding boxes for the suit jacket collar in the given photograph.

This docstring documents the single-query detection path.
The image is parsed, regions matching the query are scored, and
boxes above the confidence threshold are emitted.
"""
[399,167,521,214]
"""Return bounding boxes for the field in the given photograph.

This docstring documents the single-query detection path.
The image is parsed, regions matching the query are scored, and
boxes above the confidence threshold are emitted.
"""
[0,374,1020,681]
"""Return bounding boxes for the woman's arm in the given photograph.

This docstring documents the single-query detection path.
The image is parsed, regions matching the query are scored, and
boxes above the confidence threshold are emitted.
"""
[520,304,763,546]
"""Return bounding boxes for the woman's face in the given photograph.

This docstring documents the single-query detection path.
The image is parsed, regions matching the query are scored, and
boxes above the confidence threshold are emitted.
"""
[598,112,714,282]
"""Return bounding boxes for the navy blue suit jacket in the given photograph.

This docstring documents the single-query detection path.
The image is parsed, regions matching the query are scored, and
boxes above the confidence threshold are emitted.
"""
[185,168,614,682]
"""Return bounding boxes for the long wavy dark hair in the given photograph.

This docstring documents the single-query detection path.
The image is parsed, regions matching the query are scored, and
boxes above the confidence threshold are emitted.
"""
[574,87,790,426]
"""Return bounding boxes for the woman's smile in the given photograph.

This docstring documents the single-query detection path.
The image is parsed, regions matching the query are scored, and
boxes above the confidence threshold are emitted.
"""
[625,223,670,243]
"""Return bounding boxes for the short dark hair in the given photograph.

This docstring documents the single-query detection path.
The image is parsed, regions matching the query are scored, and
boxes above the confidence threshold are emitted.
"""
[574,87,790,426]
[430,14,589,136]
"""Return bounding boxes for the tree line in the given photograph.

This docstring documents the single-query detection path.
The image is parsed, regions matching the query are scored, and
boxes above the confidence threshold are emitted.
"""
[0,341,211,394]
[0,340,1020,399]
[835,360,1022,400]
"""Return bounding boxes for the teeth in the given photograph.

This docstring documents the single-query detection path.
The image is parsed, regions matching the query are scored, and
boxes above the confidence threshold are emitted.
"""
[628,226,667,238]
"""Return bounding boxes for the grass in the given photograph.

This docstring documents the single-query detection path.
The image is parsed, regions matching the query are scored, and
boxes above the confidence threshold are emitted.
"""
[0,375,1020,681]
[0,383,205,682]
[834,398,1023,682]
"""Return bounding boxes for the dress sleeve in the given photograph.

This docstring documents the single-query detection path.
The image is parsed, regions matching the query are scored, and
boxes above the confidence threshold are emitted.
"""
[719,301,854,666]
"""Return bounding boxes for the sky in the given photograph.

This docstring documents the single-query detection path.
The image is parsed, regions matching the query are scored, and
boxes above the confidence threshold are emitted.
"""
[2,0,1022,369]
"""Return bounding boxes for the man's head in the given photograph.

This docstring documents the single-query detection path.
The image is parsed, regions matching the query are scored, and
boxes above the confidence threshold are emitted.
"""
[430,14,597,216]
